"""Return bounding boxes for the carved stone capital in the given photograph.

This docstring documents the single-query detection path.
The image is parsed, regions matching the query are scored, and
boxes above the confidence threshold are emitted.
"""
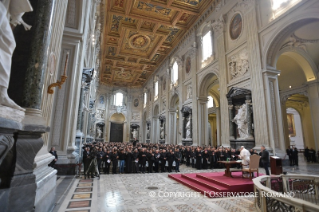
[188,47,197,57]
[212,15,225,35]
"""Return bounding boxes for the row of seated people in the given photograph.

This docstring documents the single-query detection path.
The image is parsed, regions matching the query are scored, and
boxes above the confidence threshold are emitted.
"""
[82,142,259,177]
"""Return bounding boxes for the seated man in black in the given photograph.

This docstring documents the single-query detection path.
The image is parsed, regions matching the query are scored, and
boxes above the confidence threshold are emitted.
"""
[48,147,58,168]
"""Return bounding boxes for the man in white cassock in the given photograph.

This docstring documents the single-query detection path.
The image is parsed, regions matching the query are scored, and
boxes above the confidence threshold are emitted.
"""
[0,0,32,111]
[239,146,251,178]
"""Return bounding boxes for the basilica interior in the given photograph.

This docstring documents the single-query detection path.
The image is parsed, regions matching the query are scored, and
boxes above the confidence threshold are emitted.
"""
[0,0,319,212]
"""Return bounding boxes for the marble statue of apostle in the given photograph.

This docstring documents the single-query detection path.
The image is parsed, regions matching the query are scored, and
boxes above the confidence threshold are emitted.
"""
[132,129,138,139]
[97,127,102,138]
[146,128,150,139]
[185,117,191,139]
[232,104,248,139]
[160,126,164,139]
[0,0,32,111]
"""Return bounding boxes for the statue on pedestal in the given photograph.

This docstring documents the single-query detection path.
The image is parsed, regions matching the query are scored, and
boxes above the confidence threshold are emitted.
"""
[146,128,150,139]
[232,104,249,139]
[185,117,191,139]
[132,129,138,140]
[160,126,164,139]
[97,127,102,138]
[0,0,32,111]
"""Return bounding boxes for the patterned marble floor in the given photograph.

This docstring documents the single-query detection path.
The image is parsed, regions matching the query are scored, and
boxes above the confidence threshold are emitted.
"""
[57,165,262,212]
[57,156,319,212]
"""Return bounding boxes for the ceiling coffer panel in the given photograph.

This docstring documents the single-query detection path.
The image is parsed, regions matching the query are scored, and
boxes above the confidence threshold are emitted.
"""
[102,0,216,87]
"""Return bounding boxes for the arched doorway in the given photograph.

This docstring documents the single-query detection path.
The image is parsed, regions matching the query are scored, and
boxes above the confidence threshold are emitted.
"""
[198,72,220,146]
[109,113,125,142]
[266,18,319,152]
[168,94,179,145]
[286,107,305,149]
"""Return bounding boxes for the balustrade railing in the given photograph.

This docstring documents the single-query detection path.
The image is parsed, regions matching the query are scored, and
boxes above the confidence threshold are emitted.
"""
[253,174,319,212]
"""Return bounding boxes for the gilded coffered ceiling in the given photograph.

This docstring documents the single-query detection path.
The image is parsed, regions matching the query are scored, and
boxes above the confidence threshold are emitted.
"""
[101,0,215,87]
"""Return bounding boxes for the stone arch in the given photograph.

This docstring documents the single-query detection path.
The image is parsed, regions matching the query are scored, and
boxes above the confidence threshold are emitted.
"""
[276,49,317,82]
[153,104,159,115]
[110,112,125,122]
[170,93,179,109]
[198,72,219,97]
[264,16,319,68]
[284,94,315,150]
[208,89,220,107]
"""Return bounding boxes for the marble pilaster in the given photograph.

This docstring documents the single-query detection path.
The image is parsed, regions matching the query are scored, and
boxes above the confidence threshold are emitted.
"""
[212,16,229,147]
[216,107,221,146]
[197,97,208,146]
[307,81,319,151]
[168,109,177,145]
[245,3,270,149]
[263,68,286,152]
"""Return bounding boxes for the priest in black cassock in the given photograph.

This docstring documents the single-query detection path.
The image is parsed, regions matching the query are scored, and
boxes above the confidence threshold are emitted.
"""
[196,148,202,170]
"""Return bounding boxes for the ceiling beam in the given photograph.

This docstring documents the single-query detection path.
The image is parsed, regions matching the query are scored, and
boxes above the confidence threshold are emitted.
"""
[144,0,199,15]
[125,0,134,15]
[172,11,184,26]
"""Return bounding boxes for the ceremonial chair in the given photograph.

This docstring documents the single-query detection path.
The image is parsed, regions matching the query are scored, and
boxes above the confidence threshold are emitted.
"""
[242,154,261,179]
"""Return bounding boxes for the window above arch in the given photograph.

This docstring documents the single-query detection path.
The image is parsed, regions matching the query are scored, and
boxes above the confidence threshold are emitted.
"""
[202,31,213,62]
[207,96,214,108]
[114,92,123,106]
[154,80,158,101]
[144,92,147,108]
[272,0,289,10]
[171,61,178,86]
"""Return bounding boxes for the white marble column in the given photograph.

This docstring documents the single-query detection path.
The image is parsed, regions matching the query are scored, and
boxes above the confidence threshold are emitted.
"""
[307,81,319,151]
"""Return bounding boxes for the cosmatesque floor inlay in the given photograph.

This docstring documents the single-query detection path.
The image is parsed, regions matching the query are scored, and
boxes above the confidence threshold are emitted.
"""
[75,188,93,193]
[67,200,91,209]
[72,193,92,199]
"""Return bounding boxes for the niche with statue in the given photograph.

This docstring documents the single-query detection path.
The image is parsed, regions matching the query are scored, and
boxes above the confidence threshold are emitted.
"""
[159,115,166,144]
[181,106,193,146]
[226,87,254,150]
[130,124,140,143]
[146,121,151,143]
[96,122,105,142]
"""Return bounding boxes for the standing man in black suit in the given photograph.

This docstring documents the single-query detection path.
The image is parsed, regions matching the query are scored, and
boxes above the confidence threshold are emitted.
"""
[292,147,299,166]
[49,147,58,168]
[154,149,160,173]
[260,145,270,175]
[139,148,147,173]
[286,146,293,166]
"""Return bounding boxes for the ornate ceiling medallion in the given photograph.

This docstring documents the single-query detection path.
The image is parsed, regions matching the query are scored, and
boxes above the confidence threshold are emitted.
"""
[129,34,150,49]
[116,70,133,80]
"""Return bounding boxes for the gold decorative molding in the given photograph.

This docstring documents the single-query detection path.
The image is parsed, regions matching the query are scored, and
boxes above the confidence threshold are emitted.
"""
[48,53,69,94]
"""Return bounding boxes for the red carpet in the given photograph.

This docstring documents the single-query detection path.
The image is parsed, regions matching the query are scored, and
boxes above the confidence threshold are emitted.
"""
[168,172,263,198]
